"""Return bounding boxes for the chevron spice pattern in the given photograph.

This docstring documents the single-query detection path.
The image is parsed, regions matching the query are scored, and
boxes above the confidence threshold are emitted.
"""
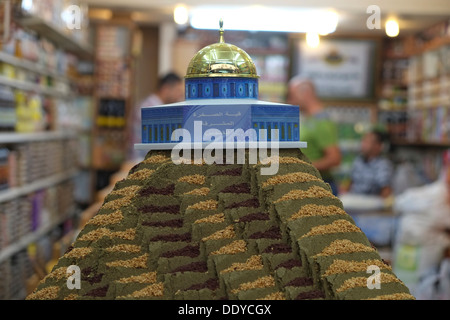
[27,150,414,300]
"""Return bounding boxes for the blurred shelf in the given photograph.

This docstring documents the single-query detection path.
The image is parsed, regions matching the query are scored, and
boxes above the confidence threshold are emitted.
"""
[0,131,76,144]
[408,103,450,109]
[391,139,450,148]
[408,74,450,85]
[380,92,408,99]
[0,52,68,81]
[384,52,411,60]
[378,107,408,112]
[380,80,409,87]
[16,14,93,60]
[0,206,77,263]
[413,36,450,55]
[0,169,79,203]
[0,75,71,98]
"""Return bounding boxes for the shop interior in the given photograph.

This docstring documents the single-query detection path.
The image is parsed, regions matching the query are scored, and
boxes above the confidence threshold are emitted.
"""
[1,0,450,300]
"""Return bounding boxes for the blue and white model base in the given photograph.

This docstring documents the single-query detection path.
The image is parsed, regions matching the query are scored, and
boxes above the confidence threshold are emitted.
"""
[135,99,307,151]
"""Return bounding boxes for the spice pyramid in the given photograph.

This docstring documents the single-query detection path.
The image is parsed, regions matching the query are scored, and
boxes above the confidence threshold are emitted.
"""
[27,149,414,300]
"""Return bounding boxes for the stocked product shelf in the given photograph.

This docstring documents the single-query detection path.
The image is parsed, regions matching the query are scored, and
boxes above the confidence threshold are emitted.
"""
[16,14,93,60]
[0,206,77,263]
[391,139,450,148]
[0,1,90,300]
[0,75,71,99]
[0,52,67,81]
[0,169,78,203]
[0,131,77,144]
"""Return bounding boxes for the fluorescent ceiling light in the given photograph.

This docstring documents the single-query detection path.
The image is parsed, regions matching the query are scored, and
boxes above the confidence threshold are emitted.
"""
[190,6,338,34]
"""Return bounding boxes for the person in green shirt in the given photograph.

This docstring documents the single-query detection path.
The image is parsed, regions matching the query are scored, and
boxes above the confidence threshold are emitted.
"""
[287,77,342,195]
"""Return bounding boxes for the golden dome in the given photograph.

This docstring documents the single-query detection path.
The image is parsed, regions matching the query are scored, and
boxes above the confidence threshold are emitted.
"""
[185,20,258,79]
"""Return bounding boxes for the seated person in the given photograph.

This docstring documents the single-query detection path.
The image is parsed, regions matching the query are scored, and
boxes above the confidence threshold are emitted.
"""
[347,129,393,198]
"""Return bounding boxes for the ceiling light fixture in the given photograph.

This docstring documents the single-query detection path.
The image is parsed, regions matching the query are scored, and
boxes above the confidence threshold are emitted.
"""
[190,6,338,34]
[385,19,399,37]
[21,0,33,12]
[306,32,320,48]
[174,4,189,25]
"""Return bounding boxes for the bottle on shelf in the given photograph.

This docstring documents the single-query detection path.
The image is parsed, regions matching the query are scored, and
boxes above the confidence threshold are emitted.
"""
[96,99,126,129]
[96,99,108,128]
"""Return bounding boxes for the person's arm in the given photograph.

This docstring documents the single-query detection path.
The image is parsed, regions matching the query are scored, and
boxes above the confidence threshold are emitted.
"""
[340,159,357,194]
[312,145,341,171]
[340,180,352,194]
[376,158,394,198]
[312,119,341,171]
[380,186,392,198]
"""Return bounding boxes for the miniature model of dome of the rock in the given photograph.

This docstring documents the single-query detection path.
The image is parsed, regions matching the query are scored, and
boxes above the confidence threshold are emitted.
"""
[27,21,414,301]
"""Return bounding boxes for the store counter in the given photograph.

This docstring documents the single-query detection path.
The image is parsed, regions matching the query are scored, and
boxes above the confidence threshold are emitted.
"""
[340,193,398,263]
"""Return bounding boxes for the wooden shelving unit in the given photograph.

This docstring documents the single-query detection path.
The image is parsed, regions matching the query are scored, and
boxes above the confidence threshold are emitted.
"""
[90,19,138,192]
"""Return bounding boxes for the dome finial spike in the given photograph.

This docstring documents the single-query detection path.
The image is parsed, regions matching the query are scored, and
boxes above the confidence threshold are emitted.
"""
[219,18,224,43]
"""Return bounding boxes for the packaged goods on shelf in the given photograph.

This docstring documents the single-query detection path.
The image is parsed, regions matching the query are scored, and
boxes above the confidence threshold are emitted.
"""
[0,0,88,301]
[95,25,132,98]
[1,25,78,79]
[18,0,90,47]
[15,91,45,133]
[75,74,94,96]
[0,197,30,251]
[406,107,450,144]
[96,98,126,129]
[0,231,74,300]
[74,169,93,204]
[0,139,78,195]
[252,54,289,102]
[77,134,92,168]
[0,138,77,189]
[96,59,131,98]
[0,180,74,253]
[405,44,450,144]
[378,110,409,141]
[96,25,130,59]
[0,178,76,300]
[0,85,16,131]
[54,95,95,132]
[0,148,9,190]
[0,249,33,300]
[392,147,446,184]
[92,130,127,169]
